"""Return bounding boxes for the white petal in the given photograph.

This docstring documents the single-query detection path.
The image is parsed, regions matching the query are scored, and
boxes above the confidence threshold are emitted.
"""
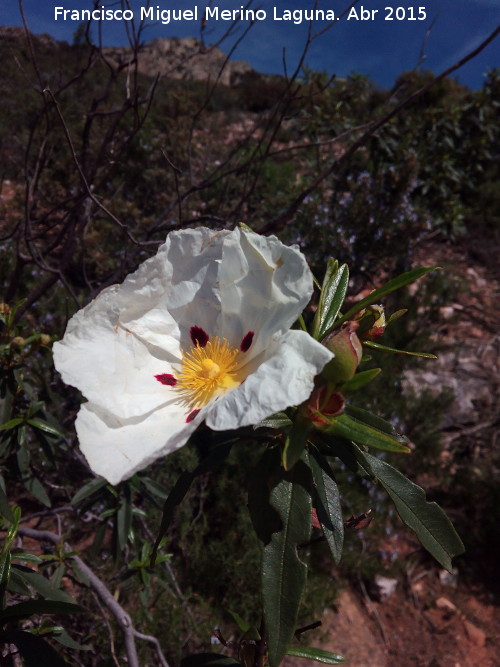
[206,330,332,430]
[53,287,176,419]
[219,229,314,358]
[122,227,313,359]
[75,401,205,484]
[120,228,227,350]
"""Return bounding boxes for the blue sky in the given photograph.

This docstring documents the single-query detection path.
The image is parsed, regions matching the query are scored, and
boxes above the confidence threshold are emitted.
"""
[1,1,499,89]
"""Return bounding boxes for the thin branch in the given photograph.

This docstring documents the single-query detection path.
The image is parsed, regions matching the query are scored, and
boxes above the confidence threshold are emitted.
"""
[262,24,500,234]
[41,88,157,247]
[16,524,171,667]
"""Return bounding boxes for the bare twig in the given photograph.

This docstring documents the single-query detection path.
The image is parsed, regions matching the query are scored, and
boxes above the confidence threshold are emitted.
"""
[16,524,170,667]
[262,24,500,234]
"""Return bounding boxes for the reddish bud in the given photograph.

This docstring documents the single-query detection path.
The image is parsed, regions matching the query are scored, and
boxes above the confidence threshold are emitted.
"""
[321,322,363,385]
[357,305,386,341]
[306,385,345,426]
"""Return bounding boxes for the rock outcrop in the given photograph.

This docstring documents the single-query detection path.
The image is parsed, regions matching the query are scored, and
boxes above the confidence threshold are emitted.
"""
[103,37,255,85]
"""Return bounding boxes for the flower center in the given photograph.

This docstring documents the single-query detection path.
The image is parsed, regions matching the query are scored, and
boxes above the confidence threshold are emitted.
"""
[175,337,241,409]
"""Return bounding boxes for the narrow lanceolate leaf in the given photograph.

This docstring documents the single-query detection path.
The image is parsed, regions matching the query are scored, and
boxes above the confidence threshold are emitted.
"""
[25,419,63,437]
[285,646,345,664]
[150,471,194,567]
[387,308,408,324]
[71,477,108,506]
[51,628,91,650]
[12,568,77,604]
[330,267,440,332]
[323,414,410,454]
[0,482,13,522]
[341,368,381,394]
[262,457,312,667]
[255,411,293,431]
[312,260,349,340]
[225,608,251,633]
[363,340,437,359]
[0,418,23,432]
[344,405,406,439]
[355,447,465,571]
[0,552,12,602]
[283,420,311,471]
[117,488,132,552]
[309,449,343,564]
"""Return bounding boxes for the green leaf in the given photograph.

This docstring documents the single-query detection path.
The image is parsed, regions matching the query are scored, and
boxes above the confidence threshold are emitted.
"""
[309,449,343,564]
[344,405,406,439]
[322,414,410,454]
[286,646,345,663]
[150,471,194,567]
[12,552,42,565]
[0,630,67,667]
[341,368,381,394]
[3,505,21,551]
[363,340,437,359]
[0,551,12,604]
[117,486,133,551]
[330,267,440,333]
[71,477,108,506]
[225,608,251,633]
[50,563,66,589]
[312,260,349,340]
[262,456,312,667]
[26,419,63,437]
[51,627,91,650]
[254,411,293,430]
[13,567,77,604]
[0,417,23,431]
[248,448,283,545]
[387,308,408,324]
[16,443,51,507]
[283,420,311,471]
[180,654,242,666]
[69,559,90,587]
[0,482,13,522]
[24,476,52,508]
[139,476,169,500]
[7,569,31,596]
[0,600,84,622]
[355,447,465,571]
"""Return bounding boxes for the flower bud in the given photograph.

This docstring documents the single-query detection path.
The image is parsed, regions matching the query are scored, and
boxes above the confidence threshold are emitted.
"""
[11,336,26,347]
[305,384,345,426]
[0,303,10,316]
[321,322,363,384]
[39,333,51,346]
[356,305,386,341]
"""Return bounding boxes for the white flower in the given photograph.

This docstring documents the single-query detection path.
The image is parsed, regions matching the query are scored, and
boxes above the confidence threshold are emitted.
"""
[53,227,332,484]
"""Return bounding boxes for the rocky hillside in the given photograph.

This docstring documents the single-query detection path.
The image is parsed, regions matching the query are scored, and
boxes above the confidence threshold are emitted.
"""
[103,36,256,85]
[1,26,257,86]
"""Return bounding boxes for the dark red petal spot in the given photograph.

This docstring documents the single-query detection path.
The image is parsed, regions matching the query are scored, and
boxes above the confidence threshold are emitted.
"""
[240,331,254,352]
[190,326,209,348]
[186,409,200,423]
[155,374,177,386]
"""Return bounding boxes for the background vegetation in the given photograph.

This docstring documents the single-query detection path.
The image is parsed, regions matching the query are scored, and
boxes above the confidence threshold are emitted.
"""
[0,15,498,666]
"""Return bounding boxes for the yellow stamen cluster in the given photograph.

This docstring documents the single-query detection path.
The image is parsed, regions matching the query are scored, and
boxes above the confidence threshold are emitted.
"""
[176,337,241,409]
